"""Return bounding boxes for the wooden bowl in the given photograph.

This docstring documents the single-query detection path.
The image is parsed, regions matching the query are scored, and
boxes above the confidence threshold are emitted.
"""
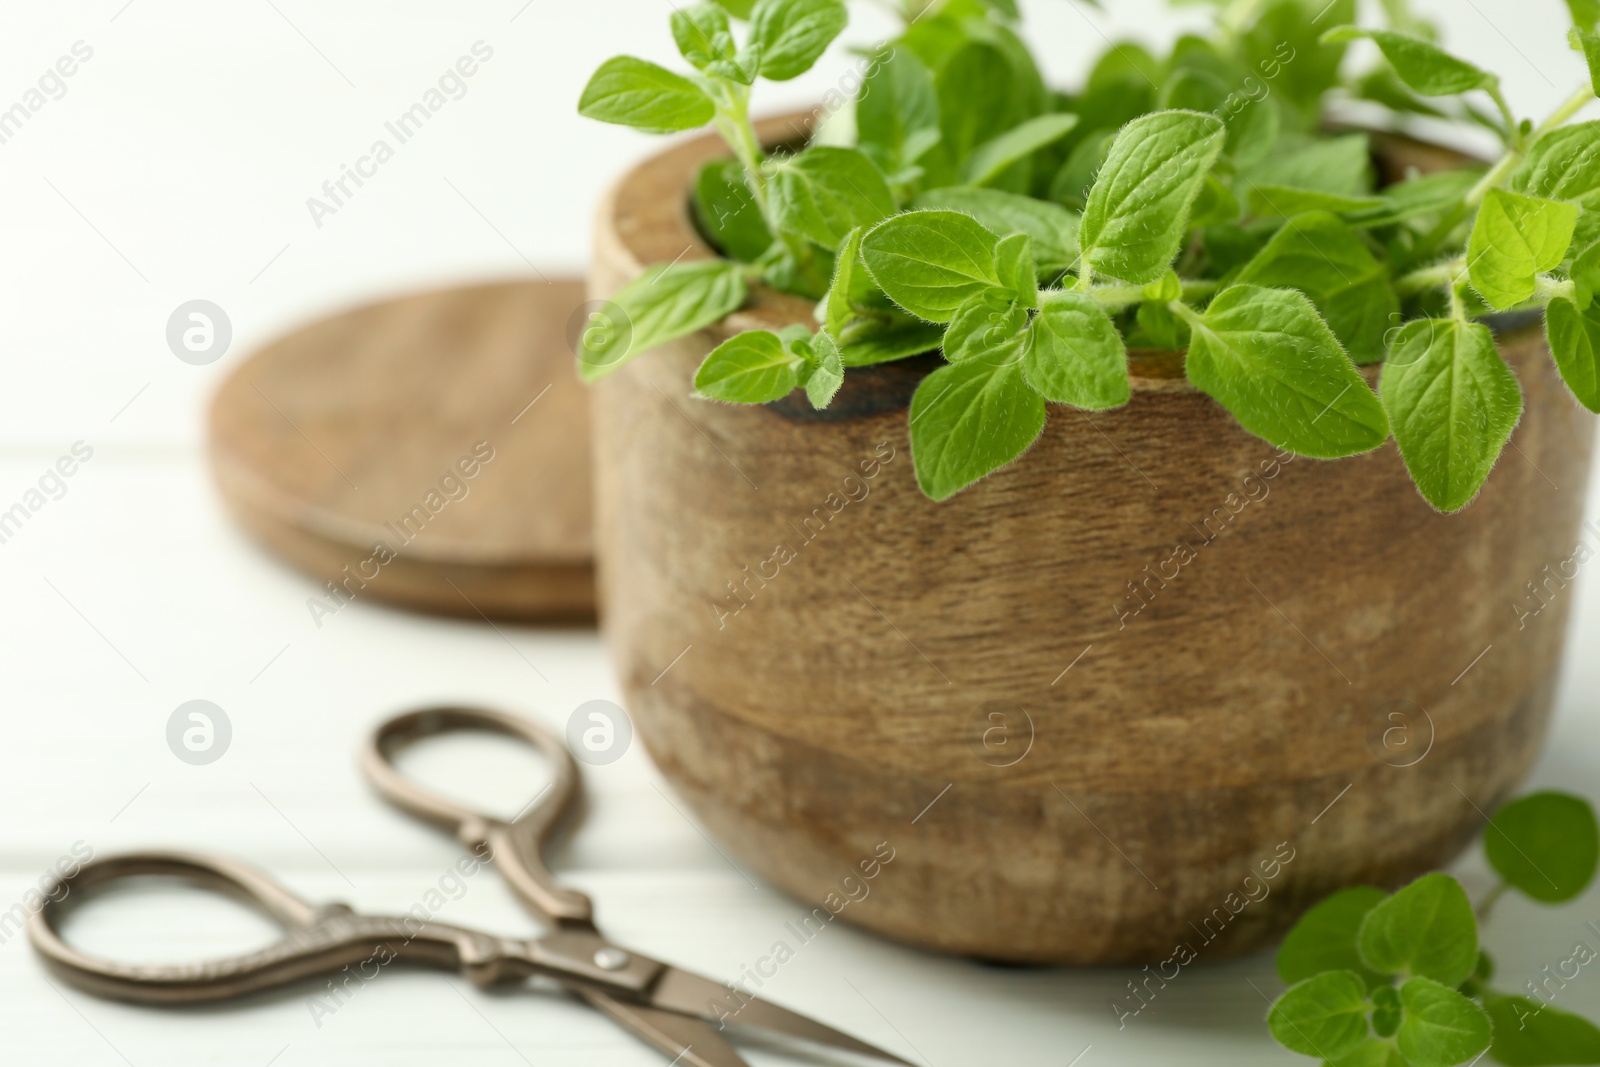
[588,120,1596,963]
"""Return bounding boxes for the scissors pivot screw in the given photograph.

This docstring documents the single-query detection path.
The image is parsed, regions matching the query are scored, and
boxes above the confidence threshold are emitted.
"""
[592,947,632,971]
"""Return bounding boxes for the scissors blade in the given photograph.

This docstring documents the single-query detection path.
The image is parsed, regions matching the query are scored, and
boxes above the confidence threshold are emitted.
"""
[578,987,752,1067]
[647,967,915,1065]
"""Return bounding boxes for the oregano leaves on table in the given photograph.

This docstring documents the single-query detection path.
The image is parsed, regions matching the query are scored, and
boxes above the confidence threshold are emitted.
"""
[580,0,1600,506]
[1267,789,1600,1067]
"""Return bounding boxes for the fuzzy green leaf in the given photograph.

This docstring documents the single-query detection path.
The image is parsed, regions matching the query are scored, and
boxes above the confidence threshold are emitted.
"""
[1355,873,1479,985]
[798,330,844,408]
[1515,123,1600,247]
[856,46,940,178]
[693,158,773,263]
[943,291,1029,364]
[579,260,747,381]
[1546,296,1600,412]
[1181,285,1390,458]
[748,0,846,81]
[1321,27,1497,97]
[909,355,1046,501]
[1576,27,1600,95]
[1381,319,1522,511]
[1235,212,1397,364]
[1396,977,1492,1067]
[839,321,944,366]
[1022,290,1129,410]
[1485,993,1600,1066]
[935,43,1020,180]
[1277,886,1391,990]
[1467,188,1579,310]
[963,113,1080,187]
[1572,0,1600,31]
[670,3,734,70]
[1244,134,1379,218]
[694,329,799,402]
[1327,1038,1410,1067]
[1484,790,1600,903]
[578,57,716,133]
[769,146,896,250]
[823,226,866,338]
[1267,971,1371,1060]
[912,188,1080,277]
[995,233,1038,309]
[860,209,1003,322]
[1080,110,1227,284]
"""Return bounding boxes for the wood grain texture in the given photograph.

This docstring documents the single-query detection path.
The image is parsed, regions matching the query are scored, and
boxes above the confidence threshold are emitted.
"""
[589,119,1597,963]
[208,279,595,622]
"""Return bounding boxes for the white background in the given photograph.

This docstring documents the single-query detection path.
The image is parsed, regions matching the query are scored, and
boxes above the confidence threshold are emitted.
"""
[0,1,1598,1064]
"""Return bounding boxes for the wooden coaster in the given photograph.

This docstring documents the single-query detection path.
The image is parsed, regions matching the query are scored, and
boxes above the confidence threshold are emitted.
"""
[209,278,595,622]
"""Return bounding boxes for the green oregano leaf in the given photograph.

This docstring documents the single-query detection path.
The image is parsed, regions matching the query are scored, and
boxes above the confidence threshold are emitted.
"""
[860,209,1003,322]
[909,354,1046,501]
[855,45,941,179]
[694,329,799,402]
[1371,985,1403,1039]
[769,146,896,250]
[1381,319,1523,512]
[1575,240,1600,308]
[995,233,1038,309]
[1516,123,1600,202]
[839,321,944,367]
[1545,297,1600,412]
[694,158,773,263]
[1572,0,1600,31]
[1467,188,1579,311]
[1483,790,1600,903]
[823,226,866,338]
[1022,290,1130,410]
[1355,873,1479,986]
[798,330,844,408]
[1234,212,1398,364]
[1395,977,1493,1067]
[1276,886,1390,990]
[1244,134,1382,217]
[934,43,1021,182]
[670,3,735,70]
[1179,285,1390,459]
[1079,110,1227,284]
[962,113,1080,187]
[578,57,716,133]
[579,260,747,382]
[1321,27,1497,97]
[1267,971,1371,1060]
[1484,992,1600,1066]
[748,0,847,81]
[1328,1038,1409,1067]
[911,188,1080,278]
[943,291,1028,363]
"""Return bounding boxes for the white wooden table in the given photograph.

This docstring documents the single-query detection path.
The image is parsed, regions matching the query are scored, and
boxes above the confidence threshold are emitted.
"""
[2,1,1597,1064]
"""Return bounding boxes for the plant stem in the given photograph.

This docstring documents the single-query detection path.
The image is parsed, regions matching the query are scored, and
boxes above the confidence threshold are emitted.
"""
[1396,257,1465,299]
[1467,84,1596,206]
[1477,880,1511,921]
[1487,84,1523,151]
[1088,279,1220,310]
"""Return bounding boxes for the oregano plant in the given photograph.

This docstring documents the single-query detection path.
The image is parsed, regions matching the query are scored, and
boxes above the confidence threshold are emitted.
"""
[1268,790,1600,1067]
[579,0,1600,506]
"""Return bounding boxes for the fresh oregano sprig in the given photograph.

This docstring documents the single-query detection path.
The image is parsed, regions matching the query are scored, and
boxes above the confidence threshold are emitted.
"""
[1268,790,1600,1067]
[578,0,1600,508]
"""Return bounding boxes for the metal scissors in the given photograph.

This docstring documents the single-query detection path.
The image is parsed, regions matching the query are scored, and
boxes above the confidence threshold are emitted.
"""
[29,705,909,1067]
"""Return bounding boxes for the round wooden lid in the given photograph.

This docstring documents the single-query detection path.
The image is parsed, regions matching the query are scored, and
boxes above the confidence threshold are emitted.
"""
[208,278,595,622]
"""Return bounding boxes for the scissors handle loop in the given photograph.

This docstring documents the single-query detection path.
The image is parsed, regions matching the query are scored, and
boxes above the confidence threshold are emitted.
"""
[27,850,517,1004]
[361,706,593,927]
